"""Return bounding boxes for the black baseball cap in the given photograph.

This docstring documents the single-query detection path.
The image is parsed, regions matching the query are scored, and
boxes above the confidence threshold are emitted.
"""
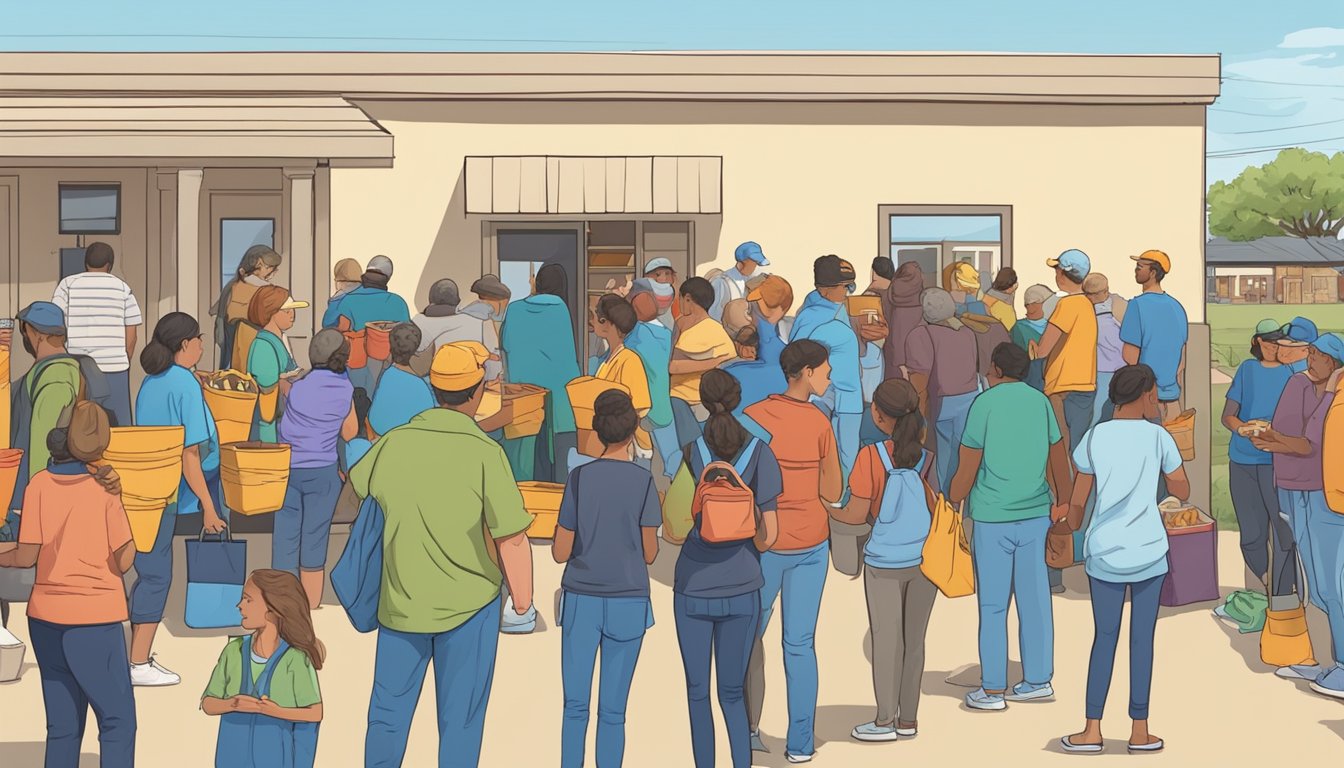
[814,255,857,287]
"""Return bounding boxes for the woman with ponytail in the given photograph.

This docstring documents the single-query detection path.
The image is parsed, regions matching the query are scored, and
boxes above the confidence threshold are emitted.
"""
[834,378,938,743]
[673,369,781,768]
[129,312,225,687]
[202,569,324,767]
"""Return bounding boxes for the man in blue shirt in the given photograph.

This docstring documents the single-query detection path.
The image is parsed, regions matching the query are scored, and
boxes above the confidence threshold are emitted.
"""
[710,241,770,322]
[746,274,793,369]
[723,325,786,443]
[792,255,888,503]
[1119,249,1188,422]
[323,255,412,398]
[625,279,679,480]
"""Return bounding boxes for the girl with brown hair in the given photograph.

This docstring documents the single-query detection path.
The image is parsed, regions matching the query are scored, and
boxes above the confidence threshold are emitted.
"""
[244,285,309,442]
[833,378,938,743]
[202,568,324,767]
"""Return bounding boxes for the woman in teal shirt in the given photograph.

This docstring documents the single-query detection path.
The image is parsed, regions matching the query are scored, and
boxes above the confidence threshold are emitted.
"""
[246,286,306,442]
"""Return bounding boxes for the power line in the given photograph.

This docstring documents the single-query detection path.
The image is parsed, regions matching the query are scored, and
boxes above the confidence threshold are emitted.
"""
[0,33,662,44]
[1210,106,1304,118]
[1228,118,1344,135]
[1207,137,1344,158]
[1223,75,1344,89]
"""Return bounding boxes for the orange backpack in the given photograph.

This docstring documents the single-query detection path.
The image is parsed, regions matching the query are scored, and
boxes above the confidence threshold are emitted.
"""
[690,437,760,544]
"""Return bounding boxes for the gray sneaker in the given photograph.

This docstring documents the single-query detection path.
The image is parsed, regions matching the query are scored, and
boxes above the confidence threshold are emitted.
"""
[965,688,1007,711]
[1006,681,1055,702]
[851,721,899,743]
[750,730,768,753]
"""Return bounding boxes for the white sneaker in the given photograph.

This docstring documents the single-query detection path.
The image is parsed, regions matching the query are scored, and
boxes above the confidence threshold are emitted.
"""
[130,655,181,687]
[785,753,813,764]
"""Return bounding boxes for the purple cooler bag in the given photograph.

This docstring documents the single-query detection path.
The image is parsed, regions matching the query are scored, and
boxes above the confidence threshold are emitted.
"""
[1160,511,1219,607]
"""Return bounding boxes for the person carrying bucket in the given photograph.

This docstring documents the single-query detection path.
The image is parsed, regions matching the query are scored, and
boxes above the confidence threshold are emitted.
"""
[201,569,324,768]
[0,401,136,767]
[323,255,410,399]
[130,312,226,688]
[244,286,308,443]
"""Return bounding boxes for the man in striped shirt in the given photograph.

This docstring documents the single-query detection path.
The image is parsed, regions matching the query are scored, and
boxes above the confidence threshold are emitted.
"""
[51,242,142,425]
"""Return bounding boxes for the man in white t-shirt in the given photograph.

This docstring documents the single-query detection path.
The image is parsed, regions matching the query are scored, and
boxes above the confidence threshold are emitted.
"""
[51,241,142,425]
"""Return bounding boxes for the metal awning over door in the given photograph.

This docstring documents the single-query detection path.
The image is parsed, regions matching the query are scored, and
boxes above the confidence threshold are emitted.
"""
[465,155,722,215]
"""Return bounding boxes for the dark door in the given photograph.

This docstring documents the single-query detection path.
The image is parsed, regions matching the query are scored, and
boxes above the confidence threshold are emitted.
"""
[496,229,582,364]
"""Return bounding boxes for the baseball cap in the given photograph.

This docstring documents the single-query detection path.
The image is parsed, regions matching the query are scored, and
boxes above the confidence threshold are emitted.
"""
[1046,249,1091,279]
[1253,318,1286,341]
[1131,249,1172,273]
[470,274,511,300]
[333,258,362,283]
[1278,316,1319,347]
[429,341,490,391]
[367,255,394,277]
[734,241,770,267]
[1311,333,1344,366]
[644,257,674,275]
[279,296,310,310]
[17,301,66,334]
[429,279,461,307]
[1023,284,1054,305]
[814,255,858,288]
[746,274,794,311]
[309,329,347,367]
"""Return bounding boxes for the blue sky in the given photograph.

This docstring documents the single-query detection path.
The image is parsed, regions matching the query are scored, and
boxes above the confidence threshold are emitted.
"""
[3,1,1342,183]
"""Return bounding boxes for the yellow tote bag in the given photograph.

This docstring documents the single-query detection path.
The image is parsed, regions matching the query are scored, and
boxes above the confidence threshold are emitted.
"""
[1260,605,1316,668]
[919,482,975,598]
[662,462,696,545]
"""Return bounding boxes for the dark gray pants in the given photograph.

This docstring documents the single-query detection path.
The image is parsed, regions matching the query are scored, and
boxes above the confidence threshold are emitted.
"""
[104,369,133,427]
[864,565,937,725]
[1229,462,1298,596]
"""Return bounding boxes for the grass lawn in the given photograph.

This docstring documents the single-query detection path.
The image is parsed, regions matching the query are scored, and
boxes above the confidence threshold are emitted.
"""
[1204,303,1344,531]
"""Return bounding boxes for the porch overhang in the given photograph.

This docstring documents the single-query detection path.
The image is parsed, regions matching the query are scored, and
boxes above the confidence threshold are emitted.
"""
[0,95,393,167]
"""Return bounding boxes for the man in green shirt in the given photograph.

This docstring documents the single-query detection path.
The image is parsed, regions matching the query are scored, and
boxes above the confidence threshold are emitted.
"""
[950,342,1071,713]
[352,340,534,768]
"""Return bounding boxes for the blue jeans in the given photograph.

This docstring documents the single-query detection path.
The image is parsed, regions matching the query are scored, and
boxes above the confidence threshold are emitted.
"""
[105,369,133,427]
[1279,489,1323,608]
[674,592,760,768]
[833,411,862,501]
[934,391,978,496]
[1306,497,1344,666]
[1085,574,1164,720]
[971,517,1054,691]
[273,464,343,573]
[129,469,224,625]
[747,541,829,757]
[28,618,137,768]
[559,593,652,768]
[366,600,501,768]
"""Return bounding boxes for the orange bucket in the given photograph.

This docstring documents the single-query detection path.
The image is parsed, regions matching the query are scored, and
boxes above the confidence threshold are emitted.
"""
[364,321,396,362]
[0,448,23,512]
[343,329,368,369]
[1163,409,1196,462]
[519,481,564,539]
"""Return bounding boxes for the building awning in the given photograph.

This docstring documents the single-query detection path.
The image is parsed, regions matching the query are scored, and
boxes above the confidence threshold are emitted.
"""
[0,96,393,167]
[465,155,722,215]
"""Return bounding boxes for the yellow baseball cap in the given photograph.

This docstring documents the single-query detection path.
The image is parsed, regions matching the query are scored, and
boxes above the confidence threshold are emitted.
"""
[1131,249,1171,273]
[280,297,310,310]
[429,341,489,391]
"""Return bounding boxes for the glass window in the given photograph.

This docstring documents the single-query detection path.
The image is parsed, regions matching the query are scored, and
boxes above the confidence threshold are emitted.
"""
[220,219,275,288]
[59,185,120,234]
[890,215,1001,244]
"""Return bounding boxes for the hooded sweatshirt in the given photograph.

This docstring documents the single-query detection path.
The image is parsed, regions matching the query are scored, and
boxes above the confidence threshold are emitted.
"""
[499,294,582,434]
[884,262,927,379]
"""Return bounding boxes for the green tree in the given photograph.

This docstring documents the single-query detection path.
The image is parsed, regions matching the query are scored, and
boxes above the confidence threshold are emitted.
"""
[1208,148,1344,240]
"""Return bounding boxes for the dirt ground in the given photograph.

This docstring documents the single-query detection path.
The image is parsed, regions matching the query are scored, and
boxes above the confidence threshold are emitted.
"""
[1,530,1341,767]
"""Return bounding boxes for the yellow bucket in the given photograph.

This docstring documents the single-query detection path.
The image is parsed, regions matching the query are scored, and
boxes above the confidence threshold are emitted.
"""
[518,481,564,539]
[103,426,186,502]
[503,408,544,440]
[203,370,260,446]
[0,448,23,512]
[220,442,291,516]
[1163,409,1196,462]
[565,376,629,431]
[123,493,169,553]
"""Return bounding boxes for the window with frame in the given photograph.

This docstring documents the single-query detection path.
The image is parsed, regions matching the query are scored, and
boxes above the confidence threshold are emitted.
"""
[880,207,1010,291]
[59,184,121,234]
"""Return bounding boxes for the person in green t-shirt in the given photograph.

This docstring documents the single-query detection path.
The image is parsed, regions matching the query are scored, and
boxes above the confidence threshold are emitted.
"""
[351,340,535,768]
[949,342,1072,713]
[201,569,324,768]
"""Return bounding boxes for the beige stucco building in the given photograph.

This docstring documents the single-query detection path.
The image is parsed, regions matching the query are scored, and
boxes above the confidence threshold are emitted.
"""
[0,51,1221,504]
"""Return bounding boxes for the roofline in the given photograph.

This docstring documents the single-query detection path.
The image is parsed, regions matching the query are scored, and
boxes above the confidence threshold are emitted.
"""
[0,51,1222,104]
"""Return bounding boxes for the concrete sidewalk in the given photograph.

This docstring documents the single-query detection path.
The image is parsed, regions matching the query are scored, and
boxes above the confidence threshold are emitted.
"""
[1,530,1340,766]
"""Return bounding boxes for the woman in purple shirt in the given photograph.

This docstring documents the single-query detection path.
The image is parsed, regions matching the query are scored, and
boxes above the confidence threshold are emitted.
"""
[275,329,359,608]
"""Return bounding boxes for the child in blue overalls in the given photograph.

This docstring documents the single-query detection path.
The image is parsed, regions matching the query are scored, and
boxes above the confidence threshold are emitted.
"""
[201,569,324,767]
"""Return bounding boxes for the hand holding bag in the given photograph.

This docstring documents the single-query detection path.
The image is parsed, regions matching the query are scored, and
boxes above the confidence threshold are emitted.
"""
[184,527,247,629]
[919,481,975,598]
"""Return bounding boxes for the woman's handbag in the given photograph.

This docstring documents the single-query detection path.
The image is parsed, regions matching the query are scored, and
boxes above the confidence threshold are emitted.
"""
[919,481,975,598]
[184,527,246,629]
[331,495,383,633]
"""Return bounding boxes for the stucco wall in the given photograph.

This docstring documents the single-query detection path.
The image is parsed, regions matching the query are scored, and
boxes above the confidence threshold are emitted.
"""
[331,100,1207,321]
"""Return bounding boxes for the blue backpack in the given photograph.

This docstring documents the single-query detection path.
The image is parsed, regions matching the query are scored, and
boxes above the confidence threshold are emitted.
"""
[331,495,383,633]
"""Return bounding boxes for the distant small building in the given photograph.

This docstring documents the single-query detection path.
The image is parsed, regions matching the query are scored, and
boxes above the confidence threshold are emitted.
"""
[1206,237,1344,304]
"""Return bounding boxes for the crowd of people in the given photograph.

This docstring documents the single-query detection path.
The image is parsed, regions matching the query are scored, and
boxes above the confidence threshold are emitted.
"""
[1,237,1342,767]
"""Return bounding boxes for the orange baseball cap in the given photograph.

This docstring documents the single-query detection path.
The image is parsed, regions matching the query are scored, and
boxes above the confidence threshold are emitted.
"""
[1131,249,1171,273]
[746,274,794,313]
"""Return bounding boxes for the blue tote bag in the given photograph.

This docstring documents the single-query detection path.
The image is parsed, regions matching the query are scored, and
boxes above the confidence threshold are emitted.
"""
[331,496,383,633]
[185,528,247,629]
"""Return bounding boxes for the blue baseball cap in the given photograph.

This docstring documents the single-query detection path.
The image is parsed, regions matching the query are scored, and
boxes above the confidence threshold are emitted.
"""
[734,241,769,267]
[1046,249,1091,279]
[1278,316,1319,347]
[16,301,66,334]
[1310,332,1344,365]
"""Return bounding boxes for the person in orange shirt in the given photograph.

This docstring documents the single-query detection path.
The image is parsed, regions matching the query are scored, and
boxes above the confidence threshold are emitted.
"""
[1033,249,1098,455]
[743,339,843,763]
[0,401,136,767]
